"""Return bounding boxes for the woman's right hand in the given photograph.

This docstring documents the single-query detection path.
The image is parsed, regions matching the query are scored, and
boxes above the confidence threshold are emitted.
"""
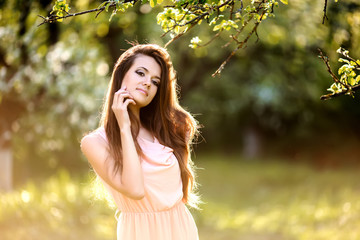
[111,86,136,129]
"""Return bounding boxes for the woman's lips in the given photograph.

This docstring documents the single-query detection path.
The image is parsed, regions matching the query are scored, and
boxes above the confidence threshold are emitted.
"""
[136,88,148,96]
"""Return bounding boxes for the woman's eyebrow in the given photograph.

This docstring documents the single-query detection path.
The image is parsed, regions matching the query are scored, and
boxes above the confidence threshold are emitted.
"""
[139,66,161,80]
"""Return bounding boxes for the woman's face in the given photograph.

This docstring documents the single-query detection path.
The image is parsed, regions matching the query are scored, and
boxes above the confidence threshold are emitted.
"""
[121,54,161,109]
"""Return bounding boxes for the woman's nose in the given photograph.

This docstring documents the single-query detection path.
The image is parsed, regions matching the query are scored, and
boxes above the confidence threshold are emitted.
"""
[142,77,151,87]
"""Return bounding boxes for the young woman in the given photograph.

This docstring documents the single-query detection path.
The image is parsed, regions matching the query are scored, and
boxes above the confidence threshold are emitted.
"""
[81,44,200,240]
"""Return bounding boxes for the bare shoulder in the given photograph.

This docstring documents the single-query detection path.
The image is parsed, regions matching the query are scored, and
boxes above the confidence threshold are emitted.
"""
[80,132,109,164]
[81,132,103,149]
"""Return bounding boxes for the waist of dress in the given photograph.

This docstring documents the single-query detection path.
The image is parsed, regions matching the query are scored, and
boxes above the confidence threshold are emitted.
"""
[117,201,185,216]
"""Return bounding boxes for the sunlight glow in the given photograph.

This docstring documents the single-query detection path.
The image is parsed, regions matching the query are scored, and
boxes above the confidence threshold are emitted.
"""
[20,190,31,203]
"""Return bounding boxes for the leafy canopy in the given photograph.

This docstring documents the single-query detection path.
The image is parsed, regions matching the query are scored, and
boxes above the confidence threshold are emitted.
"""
[40,0,360,100]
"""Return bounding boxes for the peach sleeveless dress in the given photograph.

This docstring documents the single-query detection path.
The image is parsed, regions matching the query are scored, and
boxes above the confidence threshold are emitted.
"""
[94,127,199,240]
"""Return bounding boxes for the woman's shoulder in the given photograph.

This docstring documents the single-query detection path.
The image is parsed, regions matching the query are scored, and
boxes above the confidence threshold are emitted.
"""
[80,128,111,176]
[81,127,108,151]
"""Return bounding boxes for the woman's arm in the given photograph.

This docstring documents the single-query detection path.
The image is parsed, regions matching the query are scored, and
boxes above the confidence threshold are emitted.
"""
[81,132,144,200]
[81,86,145,200]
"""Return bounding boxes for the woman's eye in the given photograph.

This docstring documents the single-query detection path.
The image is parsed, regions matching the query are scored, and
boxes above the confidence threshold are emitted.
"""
[136,71,145,77]
[152,80,160,86]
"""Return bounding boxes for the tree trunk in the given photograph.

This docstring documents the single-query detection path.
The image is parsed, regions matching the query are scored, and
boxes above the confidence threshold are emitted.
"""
[0,131,12,191]
[243,125,262,159]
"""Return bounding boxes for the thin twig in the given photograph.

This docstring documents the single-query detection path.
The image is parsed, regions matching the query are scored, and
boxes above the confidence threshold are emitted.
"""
[222,15,253,48]
[338,48,360,69]
[239,0,243,14]
[37,0,138,26]
[164,23,197,48]
[322,0,328,24]
[95,7,105,18]
[163,0,234,44]
[175,12,209,28]
[223,0,266,48]
[318,48,348,88]
[317,48,357,100]
[229,0,235,20]
[320,84,360,100]
[37,3,117,26]
[212,10,265,77]
[198,30,223,48]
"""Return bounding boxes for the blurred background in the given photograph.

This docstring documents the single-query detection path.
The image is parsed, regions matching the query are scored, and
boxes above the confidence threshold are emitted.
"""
[1,0,360,239]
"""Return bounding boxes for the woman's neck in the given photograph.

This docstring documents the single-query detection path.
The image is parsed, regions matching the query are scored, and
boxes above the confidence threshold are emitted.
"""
[138,127,154,142]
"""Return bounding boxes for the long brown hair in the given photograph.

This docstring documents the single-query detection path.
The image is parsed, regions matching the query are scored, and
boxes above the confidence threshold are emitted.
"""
[100,44,199,206]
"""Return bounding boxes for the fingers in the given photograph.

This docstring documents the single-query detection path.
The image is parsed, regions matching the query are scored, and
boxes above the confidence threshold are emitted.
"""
[114,87,129,103]
[112,86,135,109]
[123,98,136,107]
[111,87,136,128]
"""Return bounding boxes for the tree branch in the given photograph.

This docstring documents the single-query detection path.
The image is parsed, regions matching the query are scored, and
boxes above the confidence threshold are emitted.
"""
[337,47,360,69]
[164,23,197,48]
[318,48,354,100]
[318,49,342,85]
[322,0,328,24]
[198,30,223,48]
[37,3,115,26]
[37,0,137,26]
[320,83,360,100]
[212,9,265,77]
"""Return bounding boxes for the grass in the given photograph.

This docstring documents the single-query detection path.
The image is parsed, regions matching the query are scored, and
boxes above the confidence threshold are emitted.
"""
[0,170,116,240]
[1,153,360,240]
[194,154,360,240]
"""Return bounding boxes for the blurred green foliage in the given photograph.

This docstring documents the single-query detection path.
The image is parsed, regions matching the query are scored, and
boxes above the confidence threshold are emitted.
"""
[41,0,360,97]
[1,155,360,240]
[0,169,116,240]
[178,0,360,151]
[195,155,360,240]
[0,0,168,184]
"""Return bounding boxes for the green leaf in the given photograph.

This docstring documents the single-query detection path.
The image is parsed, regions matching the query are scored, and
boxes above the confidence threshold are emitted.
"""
[338,65,348,75]
[98,1,109,9]
[355,75,360,84]
[150,0,157,8]
[327,83,339,93]
[109,10,116,22]
[105,3,110,12]
[348,76,355,86]
[213,23,222,31]
[338,58,349,64]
